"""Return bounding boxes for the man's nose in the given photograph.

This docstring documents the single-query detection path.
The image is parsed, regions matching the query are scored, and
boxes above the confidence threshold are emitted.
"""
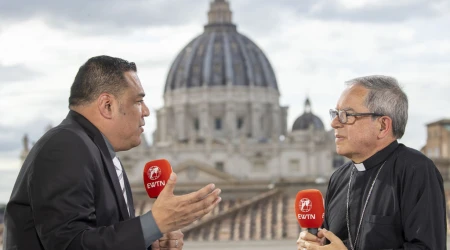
[142,102,150,117]
[330,115,343,129]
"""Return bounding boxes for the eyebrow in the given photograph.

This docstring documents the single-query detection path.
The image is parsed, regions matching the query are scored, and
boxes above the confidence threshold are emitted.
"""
[341,107,355,112]
[137,93,145,98]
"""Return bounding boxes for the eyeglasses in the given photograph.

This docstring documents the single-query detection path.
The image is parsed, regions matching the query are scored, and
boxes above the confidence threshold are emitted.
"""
[329,109,384,124]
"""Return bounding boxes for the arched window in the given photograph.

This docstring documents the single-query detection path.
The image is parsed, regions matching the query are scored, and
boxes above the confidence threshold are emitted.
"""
[194,118,200,131]
[237,117,244,129]
[215,118,222,130]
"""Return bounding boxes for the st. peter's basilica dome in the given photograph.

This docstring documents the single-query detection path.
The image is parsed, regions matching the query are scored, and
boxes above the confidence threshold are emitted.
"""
[164,0,278,92]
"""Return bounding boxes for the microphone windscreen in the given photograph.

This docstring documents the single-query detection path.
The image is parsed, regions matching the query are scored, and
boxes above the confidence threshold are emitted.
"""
[295,189,324,229]
[143,159,173,198]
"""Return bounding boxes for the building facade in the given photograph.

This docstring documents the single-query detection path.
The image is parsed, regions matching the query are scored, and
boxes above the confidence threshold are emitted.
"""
[116,0,342,241]
[421,119,450,180]
[119,0,340,188]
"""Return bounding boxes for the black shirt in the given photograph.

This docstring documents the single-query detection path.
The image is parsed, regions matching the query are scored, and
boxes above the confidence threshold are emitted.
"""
[324,141,447,249]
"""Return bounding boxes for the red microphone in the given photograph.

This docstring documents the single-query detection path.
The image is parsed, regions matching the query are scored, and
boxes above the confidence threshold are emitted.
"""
[143,159,173,198]
[295,189,325,235]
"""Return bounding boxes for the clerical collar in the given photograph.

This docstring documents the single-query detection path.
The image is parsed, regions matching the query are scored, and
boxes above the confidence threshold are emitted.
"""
[353,140,399,172]
[101,134,116,159]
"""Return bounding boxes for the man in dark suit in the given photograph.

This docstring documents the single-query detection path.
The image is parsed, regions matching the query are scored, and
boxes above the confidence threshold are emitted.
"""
[3,55,222,250]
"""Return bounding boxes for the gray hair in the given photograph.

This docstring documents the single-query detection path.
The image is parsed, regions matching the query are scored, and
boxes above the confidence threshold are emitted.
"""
[345,75,408,139]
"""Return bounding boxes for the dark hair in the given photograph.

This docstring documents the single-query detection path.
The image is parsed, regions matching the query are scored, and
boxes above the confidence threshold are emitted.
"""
[69,55,137,107]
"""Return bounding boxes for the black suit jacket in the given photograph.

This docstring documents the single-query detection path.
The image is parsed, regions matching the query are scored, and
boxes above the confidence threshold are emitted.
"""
[3,111,148,250]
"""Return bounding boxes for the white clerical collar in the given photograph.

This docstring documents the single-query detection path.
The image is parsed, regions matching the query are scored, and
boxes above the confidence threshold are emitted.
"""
[354,162,366,171]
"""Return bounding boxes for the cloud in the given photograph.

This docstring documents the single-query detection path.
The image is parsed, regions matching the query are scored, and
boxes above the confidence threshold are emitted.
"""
[0,117,53,152]
[136,58,173,71]
[0,0,447,39]
[306,0,445,23]
[230,0,316,37]
[0,0,208,35]
[0,64,41,83]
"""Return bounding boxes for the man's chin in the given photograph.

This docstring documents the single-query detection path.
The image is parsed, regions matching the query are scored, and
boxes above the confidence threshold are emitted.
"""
[132,139,141,148]
[118,140,141,151]
[335,146,347,156]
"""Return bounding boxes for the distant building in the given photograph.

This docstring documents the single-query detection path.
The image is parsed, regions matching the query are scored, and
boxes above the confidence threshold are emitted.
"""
[421,119,450,181]
[119,0,340,185]
[19,134,30,163]
[0,205,4,224]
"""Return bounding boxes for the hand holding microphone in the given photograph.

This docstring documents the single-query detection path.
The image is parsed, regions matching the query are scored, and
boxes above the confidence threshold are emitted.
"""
[143,159,222,234]
[295,189,346,249]
[298,229,347,250]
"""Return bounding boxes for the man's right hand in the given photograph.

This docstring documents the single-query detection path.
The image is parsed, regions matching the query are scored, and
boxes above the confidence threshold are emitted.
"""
[297,230,324,249]
[151,172,222,233]
[297,229,347,250]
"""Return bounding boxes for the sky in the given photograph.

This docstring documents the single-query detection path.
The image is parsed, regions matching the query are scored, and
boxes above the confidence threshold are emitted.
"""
[0,0,449,170]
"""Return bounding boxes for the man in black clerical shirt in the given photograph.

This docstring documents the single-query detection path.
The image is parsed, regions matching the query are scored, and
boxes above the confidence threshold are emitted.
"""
[297,75,446,250]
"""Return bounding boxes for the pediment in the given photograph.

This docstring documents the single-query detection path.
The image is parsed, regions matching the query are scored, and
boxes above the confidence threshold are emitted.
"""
[173,159,238,184]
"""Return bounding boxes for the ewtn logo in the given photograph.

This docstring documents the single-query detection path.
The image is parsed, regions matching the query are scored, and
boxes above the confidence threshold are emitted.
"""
[147,166,162,180]
[299,198,312,212]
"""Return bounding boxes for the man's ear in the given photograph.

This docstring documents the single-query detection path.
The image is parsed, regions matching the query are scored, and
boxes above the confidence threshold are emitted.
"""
[378,116,393,139]
[97,93,114,119]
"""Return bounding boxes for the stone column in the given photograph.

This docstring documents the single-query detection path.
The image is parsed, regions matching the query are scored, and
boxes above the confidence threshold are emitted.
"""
[199,103,210,139]
[159,108,167,142]
[266,199,273,239]
[174,105,186,141]
[281,106,288,136]
[251,104,261,139]
[255,202,262,240]
[271,104,280,140]
[233,211,240,240]
[225,102,236,140]
[244,208,251,240]
[276,195,283,239]
[199,103,212,155]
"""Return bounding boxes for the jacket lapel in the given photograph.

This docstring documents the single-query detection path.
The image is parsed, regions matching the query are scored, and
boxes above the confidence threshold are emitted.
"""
[67,110,130,220]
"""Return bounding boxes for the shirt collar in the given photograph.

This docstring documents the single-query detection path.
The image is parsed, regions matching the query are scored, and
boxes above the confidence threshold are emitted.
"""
[101,134,116,159]
[353,140,399,172]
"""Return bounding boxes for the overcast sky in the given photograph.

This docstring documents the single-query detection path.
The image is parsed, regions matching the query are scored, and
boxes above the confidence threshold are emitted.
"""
[1,0,449,170]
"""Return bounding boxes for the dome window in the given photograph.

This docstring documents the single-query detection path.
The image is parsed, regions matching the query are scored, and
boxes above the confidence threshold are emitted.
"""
[237,117,244,129]
[215,118,222,130]
[194,118,200,131]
